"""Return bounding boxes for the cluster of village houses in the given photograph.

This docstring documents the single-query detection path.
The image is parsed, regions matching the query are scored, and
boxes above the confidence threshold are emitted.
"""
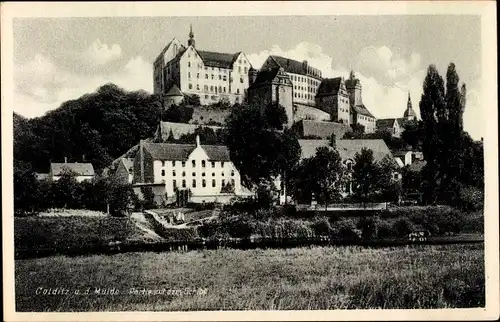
[43,26,426,206]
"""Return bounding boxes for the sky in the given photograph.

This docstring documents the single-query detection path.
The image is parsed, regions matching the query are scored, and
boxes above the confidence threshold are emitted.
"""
[12,15,483,139]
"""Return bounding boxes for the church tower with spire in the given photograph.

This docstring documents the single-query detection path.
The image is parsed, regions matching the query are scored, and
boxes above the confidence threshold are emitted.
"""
[187,24,195,47]
[403,92,416,120]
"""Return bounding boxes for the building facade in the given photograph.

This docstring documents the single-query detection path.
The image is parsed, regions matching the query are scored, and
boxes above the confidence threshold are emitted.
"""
[259,56,322,107]
[49,163,95,182]
[133,136,245,203]
[153,26,252,107]
[247,66,294,128]
[315,77,351,124]
[376,118,402,138]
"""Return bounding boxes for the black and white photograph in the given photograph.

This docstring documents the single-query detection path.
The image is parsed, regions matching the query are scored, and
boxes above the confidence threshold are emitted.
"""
[2,2,498,321]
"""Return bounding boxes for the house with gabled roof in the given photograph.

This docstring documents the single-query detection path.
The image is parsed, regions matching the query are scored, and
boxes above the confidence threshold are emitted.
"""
[133,135,251,204]
[49,162,95,182]
[376,118,402,138]
[153,25,252,107]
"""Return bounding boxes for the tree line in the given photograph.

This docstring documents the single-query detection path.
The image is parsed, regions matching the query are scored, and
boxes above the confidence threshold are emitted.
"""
[14,169,136,216]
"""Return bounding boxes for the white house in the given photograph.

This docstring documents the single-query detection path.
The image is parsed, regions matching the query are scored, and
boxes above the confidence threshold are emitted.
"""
[49,162,95,182]
[133,136,252,204]
[393,151,413,167]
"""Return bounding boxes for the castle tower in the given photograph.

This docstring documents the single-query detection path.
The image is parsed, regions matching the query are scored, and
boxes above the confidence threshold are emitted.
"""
[404,92,416,120]
[188,24,195,47]
[345,70,362,107]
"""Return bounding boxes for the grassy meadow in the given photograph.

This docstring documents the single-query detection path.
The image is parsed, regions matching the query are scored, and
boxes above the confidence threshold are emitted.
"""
[15,244,484,311]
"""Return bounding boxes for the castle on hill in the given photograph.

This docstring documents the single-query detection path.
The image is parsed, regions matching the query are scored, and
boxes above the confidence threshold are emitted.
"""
[154,25,417,134]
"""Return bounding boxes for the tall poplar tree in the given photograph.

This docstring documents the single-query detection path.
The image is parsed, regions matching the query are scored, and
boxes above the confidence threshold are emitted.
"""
[419,63,468,204]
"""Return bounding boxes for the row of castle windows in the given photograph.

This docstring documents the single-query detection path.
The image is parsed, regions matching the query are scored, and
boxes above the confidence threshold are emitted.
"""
[172,178,235,189]
[292,75,321,87]
[161,170,235,177]
[187,61,249,74]
[294,92,315,100]
[187,72,244,84]
[159,160,226,168]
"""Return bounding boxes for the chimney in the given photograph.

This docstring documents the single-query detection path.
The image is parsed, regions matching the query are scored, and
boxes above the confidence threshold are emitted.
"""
[82,154,86,162]
[196,135,201,146]
[64,157,67,163]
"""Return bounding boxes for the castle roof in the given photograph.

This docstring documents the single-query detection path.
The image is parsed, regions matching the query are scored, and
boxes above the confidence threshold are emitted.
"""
[142,142,231,161]
[293,119,349,139]
[198,50,241,69]
[352,104,375,118]
[316,77,343,96]
[298,139,394,164]
[376,118,398,129]
[268,55,321,79]
[50,163,95,177]
[165,84,184,97]
[248,67,292,89]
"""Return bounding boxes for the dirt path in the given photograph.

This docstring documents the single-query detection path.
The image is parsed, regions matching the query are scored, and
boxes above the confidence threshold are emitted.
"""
[130,212,164,241]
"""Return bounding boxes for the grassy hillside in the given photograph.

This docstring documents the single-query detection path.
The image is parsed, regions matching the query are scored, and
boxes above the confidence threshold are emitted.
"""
[14,214,155,251]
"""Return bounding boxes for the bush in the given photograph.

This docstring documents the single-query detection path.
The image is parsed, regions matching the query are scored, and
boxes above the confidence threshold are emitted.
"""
[393,218,416,238]
[457,186,484,211]
[311,217,333,236]
[357,216,379,240]
[376,220,397,239]
[331,220,362,242]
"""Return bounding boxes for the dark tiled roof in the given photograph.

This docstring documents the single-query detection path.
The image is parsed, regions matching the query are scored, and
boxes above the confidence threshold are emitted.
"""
[269,55,321,79]
[143,143,230,161]
[165,84,184,97]
[316,77,342,96]
[198,50,240,69]
[393,150,411,157]
[203,145,231,161]
[249,68,280,88]
[298,139,393,164]
[352,104,375,118]
[51,163,95,176]
[296,120,349,139]
[376,118,397,129]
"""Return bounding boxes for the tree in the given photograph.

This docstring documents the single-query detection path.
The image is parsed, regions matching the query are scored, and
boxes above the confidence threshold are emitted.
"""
[352,148,378,203]
[419,63,469,204]
[224,103,301,193]
[14,170,44,215]
[351,123,365,136]
[376,155,403,203]
[264,103,288,130]
[290,146,345,208]
[401,119,424,151]
[51,169,82,209]
[14,84,162,173]
[162,104,194,123]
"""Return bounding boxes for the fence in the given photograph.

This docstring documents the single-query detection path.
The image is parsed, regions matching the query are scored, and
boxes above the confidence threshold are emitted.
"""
[299,202,388,211]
